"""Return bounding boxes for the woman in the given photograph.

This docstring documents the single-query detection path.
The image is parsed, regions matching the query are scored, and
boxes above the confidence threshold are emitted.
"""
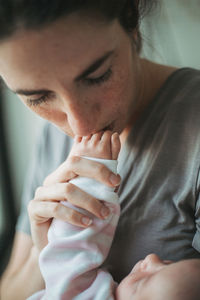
[1,0,200,299]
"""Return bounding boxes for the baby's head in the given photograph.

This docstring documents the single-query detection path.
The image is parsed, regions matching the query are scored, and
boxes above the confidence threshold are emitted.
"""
[116,254,200,300]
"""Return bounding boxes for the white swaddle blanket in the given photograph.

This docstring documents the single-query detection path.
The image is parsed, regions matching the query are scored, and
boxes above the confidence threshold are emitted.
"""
[28,158,120,300]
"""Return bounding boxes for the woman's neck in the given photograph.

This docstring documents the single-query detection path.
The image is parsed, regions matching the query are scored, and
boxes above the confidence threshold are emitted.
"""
[136,59,177,118]
[120,59,177,146]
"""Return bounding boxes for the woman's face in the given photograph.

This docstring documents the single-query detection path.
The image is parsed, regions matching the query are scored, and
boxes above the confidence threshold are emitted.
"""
[0,13,141,137]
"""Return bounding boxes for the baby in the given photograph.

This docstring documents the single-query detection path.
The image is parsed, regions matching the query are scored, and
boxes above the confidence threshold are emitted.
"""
[116,253,200,300]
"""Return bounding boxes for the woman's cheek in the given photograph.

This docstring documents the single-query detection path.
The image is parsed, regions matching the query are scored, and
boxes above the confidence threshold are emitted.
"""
[100,77,126,113]
[26,102,67,126]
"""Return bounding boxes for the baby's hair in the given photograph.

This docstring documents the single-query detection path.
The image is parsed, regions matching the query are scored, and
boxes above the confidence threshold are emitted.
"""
[0,0,157,52]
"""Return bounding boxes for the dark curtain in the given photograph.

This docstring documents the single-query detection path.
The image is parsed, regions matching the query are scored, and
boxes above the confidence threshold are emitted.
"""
[0,90,17,276]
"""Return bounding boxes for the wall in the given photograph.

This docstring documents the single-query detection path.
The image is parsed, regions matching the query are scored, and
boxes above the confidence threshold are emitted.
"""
[141,0,200,68]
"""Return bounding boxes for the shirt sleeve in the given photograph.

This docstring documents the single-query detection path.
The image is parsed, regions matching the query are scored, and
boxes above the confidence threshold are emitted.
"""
[192,165,200,252]
[15,123,50,235]
[15,122,73,235]
[15,122,71,235]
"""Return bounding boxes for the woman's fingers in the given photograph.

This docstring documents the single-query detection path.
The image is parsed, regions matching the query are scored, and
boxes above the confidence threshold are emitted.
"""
[28,199,92,228]
[28,199,92,251]
[33,182,110,220]
[43,156,120,187]
[29,151,121,251]
[28,145,121,252]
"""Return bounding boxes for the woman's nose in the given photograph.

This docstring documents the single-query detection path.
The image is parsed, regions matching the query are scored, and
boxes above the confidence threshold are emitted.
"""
[63,98,99,136]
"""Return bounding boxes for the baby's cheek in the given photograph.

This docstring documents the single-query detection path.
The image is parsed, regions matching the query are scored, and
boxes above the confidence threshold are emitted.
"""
[115,274,138,300]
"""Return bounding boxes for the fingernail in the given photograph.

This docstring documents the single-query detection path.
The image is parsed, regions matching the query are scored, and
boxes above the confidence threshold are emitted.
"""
[110,174,120,186]
[101,206,110,219]
[82,217,92,226]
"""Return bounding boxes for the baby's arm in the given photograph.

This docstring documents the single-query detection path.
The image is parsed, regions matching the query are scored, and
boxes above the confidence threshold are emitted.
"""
[28,132,121,300]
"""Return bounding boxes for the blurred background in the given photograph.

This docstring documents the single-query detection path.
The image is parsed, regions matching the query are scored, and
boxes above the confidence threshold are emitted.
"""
[0,0,200,275]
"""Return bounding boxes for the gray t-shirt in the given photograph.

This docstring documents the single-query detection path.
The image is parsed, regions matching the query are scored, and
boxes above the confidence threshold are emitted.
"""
[16,68,200,282]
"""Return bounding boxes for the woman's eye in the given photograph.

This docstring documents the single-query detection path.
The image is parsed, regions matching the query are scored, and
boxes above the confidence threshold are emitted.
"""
[26,69,113,106]
[84,68,112,86]
[26,94,50,107]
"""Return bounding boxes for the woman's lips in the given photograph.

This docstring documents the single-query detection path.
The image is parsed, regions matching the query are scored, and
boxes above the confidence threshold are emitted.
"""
[102,121,114,132]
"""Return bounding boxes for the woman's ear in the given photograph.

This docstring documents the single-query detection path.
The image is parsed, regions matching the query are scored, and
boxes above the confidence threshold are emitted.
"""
[133,29,138,40]
[130,29,141,53]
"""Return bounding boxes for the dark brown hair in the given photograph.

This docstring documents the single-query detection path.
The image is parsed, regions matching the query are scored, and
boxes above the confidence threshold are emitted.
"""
[0,0,157,51]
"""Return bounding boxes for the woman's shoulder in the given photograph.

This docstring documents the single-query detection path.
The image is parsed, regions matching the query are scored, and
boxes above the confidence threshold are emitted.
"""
[35,121,73,172]
[41,121,72,149]
[41,121,71,143]
[151,67,200,117]
[161,67,200,96]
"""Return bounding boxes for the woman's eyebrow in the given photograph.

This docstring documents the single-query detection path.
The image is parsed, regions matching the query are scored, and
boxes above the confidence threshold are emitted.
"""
[12,88,52,96]
[75,50,114,82]
[1,77,53,96]
[4,50,114,96]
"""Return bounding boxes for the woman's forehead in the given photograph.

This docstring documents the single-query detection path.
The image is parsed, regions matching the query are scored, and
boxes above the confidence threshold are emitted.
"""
[0,15,118,58]
[0,16,122,88]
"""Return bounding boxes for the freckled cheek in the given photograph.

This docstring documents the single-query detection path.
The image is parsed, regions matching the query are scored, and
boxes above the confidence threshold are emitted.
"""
[27,105,67,127]
[101,90,119,114]
[100,75,131,116]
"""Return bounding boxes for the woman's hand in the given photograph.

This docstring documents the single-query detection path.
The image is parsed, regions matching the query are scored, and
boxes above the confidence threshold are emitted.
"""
[28,155,121,252]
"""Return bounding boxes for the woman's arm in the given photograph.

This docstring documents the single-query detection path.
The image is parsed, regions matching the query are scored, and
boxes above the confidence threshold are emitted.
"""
[0,232,44,300]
